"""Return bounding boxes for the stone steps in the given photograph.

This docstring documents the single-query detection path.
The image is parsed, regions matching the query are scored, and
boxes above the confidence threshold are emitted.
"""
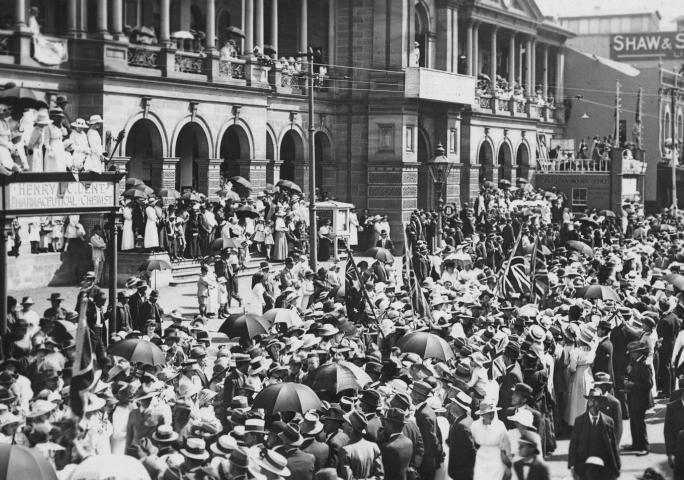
[168,254,275,286]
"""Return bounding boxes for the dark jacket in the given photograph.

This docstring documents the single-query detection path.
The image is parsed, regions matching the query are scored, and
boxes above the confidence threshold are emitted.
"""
[512,456,550,480]
[600,392,623,446]
[301,437,329,472]
[447,415,476,480]
[279,446,315,480]
[416,403,443,479]
[375,238,394,251]
[568,411,621,477]
[380,432,413,480]
[136,300,164,331]
[401,418,424,471]
[593,337,614,381]
[665,398,684,457]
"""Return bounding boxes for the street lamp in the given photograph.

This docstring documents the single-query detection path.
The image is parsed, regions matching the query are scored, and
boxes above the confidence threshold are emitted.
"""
[426,143,453,249]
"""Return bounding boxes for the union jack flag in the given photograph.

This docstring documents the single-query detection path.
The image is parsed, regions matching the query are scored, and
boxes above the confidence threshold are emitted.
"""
[530,237,549,300]
[496,256,531,298]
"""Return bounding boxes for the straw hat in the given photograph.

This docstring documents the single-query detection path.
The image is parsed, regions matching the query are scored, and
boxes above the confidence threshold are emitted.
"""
[71,118,88,129]
[258,449,291,478]
[180,437,210,461]
[88,114,104,124]
[152,424,180,444]
[34,111,51,126]
[508,408,536,430]
[474,400,501,416]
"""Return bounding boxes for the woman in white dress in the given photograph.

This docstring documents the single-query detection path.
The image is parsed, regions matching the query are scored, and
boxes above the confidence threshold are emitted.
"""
[471,400,511,480]
[67,118,90,171]
[272,210,288,261]
[121,200,135,251]
[27,110,51,172]
[349,208,360,248]
[144,199,160,249]
[564,325,596,426]
[0,104,15,174]
[43,109,68,172]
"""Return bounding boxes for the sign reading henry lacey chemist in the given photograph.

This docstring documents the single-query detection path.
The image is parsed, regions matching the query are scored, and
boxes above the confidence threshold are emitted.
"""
[610,32,684,61]
[5,181,116,212]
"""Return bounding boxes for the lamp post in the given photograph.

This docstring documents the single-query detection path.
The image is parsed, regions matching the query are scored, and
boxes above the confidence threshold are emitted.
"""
[426,143,453,250]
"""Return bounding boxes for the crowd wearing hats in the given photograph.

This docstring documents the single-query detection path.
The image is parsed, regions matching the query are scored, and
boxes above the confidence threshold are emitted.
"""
[1,177,683,480]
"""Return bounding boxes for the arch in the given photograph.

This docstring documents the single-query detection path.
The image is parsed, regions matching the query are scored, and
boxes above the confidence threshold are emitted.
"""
[174,122,210,192]
[417,128,432,210]
[414,1,431,68]
[279,130,305,183]
[216,7,233,46]
[266,131,275,162]
[121,111,169,159]
[125,119,164,190]
[516,141,531,180]
[314,131,334,199]
[497,139,513,181]
[477,137,495,184]
[265,123,278,160]
[219,124,251,180]
[170,115,214,159]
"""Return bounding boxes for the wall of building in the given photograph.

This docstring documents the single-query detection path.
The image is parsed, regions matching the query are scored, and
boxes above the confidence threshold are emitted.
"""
[535,173,612,210]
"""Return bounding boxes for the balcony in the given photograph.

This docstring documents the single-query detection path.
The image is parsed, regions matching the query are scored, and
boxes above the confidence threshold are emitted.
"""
[174,51,206,75]
[404,67,476,105]
[127,45,162,70]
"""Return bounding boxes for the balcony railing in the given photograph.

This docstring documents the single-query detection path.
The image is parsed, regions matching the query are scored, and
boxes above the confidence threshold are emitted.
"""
[175,51,205,74]
[540,157,612,173]
[218,58,246,80]
[281,71,304,93]
[404,67,476,105]
[497,97,510,112]
[127,45,161,69]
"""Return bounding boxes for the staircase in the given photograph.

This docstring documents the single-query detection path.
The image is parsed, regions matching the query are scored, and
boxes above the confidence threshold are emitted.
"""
[168,254,275,287]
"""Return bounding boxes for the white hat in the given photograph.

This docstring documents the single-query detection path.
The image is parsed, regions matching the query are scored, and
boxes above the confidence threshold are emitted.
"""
[35,111,51,126]
[88,114,104,124]
[71,118,88,129]
[508,408,536,430]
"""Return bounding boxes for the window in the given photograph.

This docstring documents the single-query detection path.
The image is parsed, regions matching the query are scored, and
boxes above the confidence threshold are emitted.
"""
[378,124,394,153]
[572,188,588,208]
[405,126,415,152]
[449,128,458,154]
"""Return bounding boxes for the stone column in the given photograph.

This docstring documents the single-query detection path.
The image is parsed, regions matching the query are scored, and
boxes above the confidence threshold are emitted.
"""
[489,26,497,86]
[531,39,536,93]
[97,0,109,36]
[472,22,479,76]
[14,0,25,29]
[160,0,171,46]
[254,0,263,48]
[556,48,565,102]
[466,20,473,75]
[525,37,533,95]
[299,0,308,52]
[327,0,335,65]
[451,8,458,73]
[80,0,88,37]
[542,43,548,97]
[162,158,179,189]
[206,0,215,51]
[508,33,516,87]
[67,0,77,35]
[270,0,278,56]
[244,0,253,53]
[111,0,123,39]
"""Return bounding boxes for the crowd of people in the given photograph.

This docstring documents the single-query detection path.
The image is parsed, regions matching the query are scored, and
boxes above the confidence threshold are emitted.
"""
[0,179,681,480]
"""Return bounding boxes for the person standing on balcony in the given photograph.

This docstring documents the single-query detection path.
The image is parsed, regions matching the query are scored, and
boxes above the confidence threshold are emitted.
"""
[85,115,105,172]
[409,41,420,67]
[44,107,68,172]
[27,110,51,172]
[67,118,89,171]
[55,96,72,138]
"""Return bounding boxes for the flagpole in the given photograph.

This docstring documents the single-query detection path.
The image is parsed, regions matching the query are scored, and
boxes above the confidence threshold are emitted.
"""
[496,216,527,298]
[529,233,538,303]
[344,244,384,340]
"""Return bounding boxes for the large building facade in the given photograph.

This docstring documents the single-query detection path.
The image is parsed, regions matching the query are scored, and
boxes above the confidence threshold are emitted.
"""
[0,0,572,238]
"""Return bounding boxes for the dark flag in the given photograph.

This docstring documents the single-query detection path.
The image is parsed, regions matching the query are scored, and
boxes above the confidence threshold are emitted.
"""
[70,292,95,417]
[497,256,531,298]
[530,236,549,300]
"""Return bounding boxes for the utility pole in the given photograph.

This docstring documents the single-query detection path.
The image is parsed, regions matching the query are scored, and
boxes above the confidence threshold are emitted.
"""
[672,87,678,210]
[614,80,621,148]
[305,46,318,269]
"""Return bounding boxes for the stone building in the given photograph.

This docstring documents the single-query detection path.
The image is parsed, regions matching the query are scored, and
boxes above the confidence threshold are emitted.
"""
[0,0,572,240]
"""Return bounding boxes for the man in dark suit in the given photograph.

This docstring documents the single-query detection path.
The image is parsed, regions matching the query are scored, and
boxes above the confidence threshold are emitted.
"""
[357,389,383,442]
[136,289,164,332]
[624,340,654,455]
[497,342,523,419]
[388,392,424,478]
[513,430,550,480]
[610,318,639,418]
[411,381,443,480]
[299,413,329,472]
[380,408,413,480]
[446,390,476,480]
[222,354,249,407]
[277,424,316,480]
[375,230,394,252]
[371,260,389,284]
[568,387,621,480]
[322,406,350,469]
[593,372,623,446]
[127,281,147,330]
[110,290,132,333]
[593,320,614,381]
[658,299,681,397]
[665,388,684,468]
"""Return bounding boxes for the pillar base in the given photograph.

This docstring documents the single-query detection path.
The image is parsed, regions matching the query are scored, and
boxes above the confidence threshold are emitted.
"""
[162,157,179,190]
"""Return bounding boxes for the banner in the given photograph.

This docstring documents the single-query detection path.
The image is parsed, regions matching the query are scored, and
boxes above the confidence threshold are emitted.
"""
[610,32,684,61]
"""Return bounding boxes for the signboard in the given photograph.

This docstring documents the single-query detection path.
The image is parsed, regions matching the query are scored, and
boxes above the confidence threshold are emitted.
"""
[4,181,116,212]
[610,32,684,61]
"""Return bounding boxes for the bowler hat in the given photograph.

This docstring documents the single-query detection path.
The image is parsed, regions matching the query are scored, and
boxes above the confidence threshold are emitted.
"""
[383,407,408,425]
[278,423,304,446]
[344,409,368,433]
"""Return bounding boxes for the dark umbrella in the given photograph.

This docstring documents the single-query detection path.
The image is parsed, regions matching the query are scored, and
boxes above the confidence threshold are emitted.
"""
[483,180,494,189]
[598,209,616,218]
[498,179,512,189]
[230,176,252,189]
[0,84,48,112]
[158,188,181,199]
[226,26,246,38]
[664,273,684,291]
[397,332,455,362]
[309,361,372,394]
[365,247,394,264]
[138,259,173,289]
[54,319,77,343]
[566,240,594,258]
[123,188,149,200]
[210,237,241,254]
[574,285,620,302]
[125,177,144,188]
[109,339,165,366]
[135,184,154,196]
[276,179,302,193]
[252,382,321,414]
[235,206,260,219]
[219,313,272,340]
[578,217,600,228]
[523,243,552,255]
[0,444,58,480]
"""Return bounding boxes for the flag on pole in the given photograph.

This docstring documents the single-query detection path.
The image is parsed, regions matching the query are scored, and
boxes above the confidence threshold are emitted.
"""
[497,256,531,298]
[530,236,549,301]
[70,292,95,417]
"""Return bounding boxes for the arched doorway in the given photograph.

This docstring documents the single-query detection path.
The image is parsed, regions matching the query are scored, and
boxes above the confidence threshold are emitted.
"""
[417,132,431,209]
[478,140,494,185]
[175,123,209,192]
[414,2,429,67]
[516,142,530,181]
[498,141,513,182]
[126,119,164,189]
[314,132,333,199]
[219,125,250,181]
[279,130,305,189]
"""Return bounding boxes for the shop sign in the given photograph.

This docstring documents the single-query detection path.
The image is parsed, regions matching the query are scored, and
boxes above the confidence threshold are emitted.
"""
[4,181,116,212]
[610,32,684,60]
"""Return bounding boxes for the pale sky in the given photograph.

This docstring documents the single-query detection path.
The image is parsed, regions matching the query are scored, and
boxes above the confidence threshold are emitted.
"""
[535,0,682,30]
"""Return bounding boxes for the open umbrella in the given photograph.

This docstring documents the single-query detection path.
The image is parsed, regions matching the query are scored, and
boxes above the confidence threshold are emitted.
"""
[523,243,551,255]
[66,454,151,480]
[482,180,494,189]
[598,209,616,218]
[138,259,173,289]
[664,273,684,291]
[660,224,676,233]
[366,247,394,264]
[0,84,48,112]
[235,205,260,219]
[54,319,77,343]
[109,339,166,366]
[0,444,57,480]
[276,179,302,193]
[309,361,372,394]
[210,237,241,254]
[219,313,272,340]
[517,178,528,184]
[397,332,455,362]
[445,250,473,267]
[226,26,246,38]
[252,382,321,414]
[574,285,620,302]
[578,217,600,228]
[215,189,240,201]
[158,188,181,199]
[135,184,154,196]
[123,188,149,200]
[498,179,512,189]
[230,176,252,189]
[125,177,144,188]
[171,30,194,40]
[566,240,594,258]
[262,308,302,327]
